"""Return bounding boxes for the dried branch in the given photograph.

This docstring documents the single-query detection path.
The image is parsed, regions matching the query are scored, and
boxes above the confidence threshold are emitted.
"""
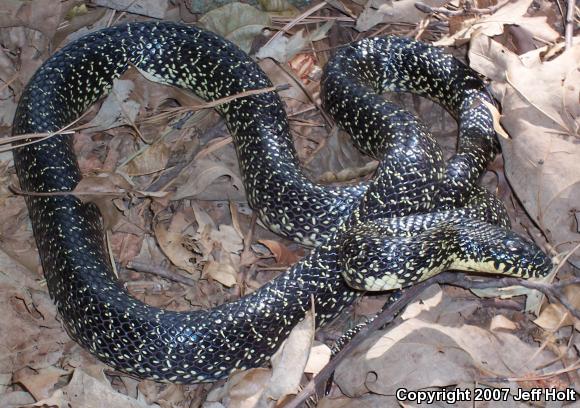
[142,84,289,124]
[126,260,197,287]
[415,0,511,17]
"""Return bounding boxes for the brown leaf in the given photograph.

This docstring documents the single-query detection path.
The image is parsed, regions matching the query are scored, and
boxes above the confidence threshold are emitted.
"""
[122,141,170,176]
[0,249,69,381]
[92,0,169,19]
[534,284,580,331]
[264,306,315,401]
[172,159,244,201]
[206,368,272,408]
[469,35,580,265]
[334,286,558,397]
[205,307,316,408]
[356,0,446,32]
[436,0,560,46]
[14,366,68,401]
[154,212,200,274]
[258,239,302,266]
[32,369,158,408]
[205,260,237,288]
[84,79,140,132]
[0,0,62,40]
[73,173,132,229]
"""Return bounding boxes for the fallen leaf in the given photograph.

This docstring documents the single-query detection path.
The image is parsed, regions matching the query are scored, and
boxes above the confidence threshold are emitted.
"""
[172,158,244,201]
[334,287,558,397]
[205,259,237,287]
[490,315,517,332]
[206,368,272,408]
[534,284,580,332]
[85,79,140,132]
[356,0,446,32]
[199,3,271,53]
[122,141,170,176]
[211,224,243,254]
[0,0,61,40]
[469,35,580,266]
[437,0,560,46]
[205,308,316,407]
[304,342,331,375]
[92,0,168,19]
[154,212,200,274]
[0,249,69,382]
[258,239,302,266]
[256,30,306,62]
[14,366,68,401]
[318,394,398,408]
[256,21,333,63]
[263,306,315,402]
[32,369,160,408]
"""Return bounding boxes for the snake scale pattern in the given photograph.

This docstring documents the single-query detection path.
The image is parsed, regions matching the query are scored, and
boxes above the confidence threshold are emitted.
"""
[12,22,552,383]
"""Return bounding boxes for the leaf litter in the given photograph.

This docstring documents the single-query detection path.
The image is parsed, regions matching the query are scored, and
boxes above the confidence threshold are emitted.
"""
[0,0,578,407]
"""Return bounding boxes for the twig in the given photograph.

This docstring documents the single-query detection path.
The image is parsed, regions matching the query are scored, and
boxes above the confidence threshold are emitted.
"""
[142,84,290,124]
[287,272,580,406]
[0,108,91,153]
[263,1,329,49]
[565,0,575,49]
[415,0,511,17]
[443,275,580,320]
[126,260,197,287]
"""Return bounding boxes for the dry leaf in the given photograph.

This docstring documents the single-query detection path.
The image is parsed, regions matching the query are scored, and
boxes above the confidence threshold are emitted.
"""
[318,394,398,408]
[334,287,558,397]
[256,22,333,63]
[122,141,170,176]
[469,35,580,266]
[264,306,315,402]
[32,369,160,408]
[85,79,140,132]
[205,260,237,287]
[258,239,301,266]
[356,0,446,32]
[199,3,271,53]
[154,212,199,274]
[0,249,69,381]
[0,0,61,40]
[211,225,243,254]
[534,284,580,331]
[92,0,168,19]
[304,342,331,375]
[490,315,517,332]
[14,366,68,401]
[206,368,272,408]
[173,159,244,201]
[205,308,316,408]
[436,0,560,46]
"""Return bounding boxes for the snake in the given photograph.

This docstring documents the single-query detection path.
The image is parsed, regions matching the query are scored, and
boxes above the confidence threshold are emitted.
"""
[11,21,552,383]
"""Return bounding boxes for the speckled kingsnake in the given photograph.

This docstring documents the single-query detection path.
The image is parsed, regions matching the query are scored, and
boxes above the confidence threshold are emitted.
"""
[12,22,552,382]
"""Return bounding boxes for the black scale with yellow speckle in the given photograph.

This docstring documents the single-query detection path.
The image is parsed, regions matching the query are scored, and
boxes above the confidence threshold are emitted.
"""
[11,22,551,382]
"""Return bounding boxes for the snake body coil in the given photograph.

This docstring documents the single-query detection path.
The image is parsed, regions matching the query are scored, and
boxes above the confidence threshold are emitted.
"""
[12,22,551,383]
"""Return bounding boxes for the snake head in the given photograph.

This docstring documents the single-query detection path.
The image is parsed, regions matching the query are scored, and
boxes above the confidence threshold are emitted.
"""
[453,223,554,279]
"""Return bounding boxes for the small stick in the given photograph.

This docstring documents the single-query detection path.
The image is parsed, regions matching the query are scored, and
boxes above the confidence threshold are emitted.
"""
[127,260,197,287]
